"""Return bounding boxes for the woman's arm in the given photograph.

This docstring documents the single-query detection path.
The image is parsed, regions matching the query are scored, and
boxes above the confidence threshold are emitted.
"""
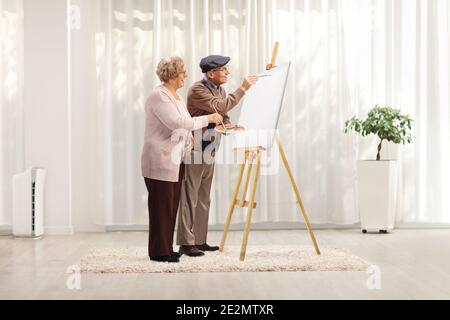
[153,99,209,131]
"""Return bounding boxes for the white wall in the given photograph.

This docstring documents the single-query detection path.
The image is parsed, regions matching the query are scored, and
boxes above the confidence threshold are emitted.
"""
[23,0,72,234]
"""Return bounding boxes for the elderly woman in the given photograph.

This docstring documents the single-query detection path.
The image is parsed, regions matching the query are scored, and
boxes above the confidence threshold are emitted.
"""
[141,56,222,263]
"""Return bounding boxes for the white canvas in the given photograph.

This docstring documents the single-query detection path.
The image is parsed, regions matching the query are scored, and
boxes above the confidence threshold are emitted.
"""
[234,62,291,150]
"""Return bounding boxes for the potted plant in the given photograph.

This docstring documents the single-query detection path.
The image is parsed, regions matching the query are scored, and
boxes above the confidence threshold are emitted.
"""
[345,105,413,233]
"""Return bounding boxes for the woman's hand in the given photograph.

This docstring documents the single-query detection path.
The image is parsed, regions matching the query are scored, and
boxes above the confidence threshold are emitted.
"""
[184,134,194,153]
[207,113,223,125]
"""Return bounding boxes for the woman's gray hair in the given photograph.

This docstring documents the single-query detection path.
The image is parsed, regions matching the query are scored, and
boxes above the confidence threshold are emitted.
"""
[156,56,184,82]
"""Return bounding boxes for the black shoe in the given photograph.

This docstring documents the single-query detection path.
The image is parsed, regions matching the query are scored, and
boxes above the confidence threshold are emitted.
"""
[172,252,182,258]
[196,243,220,252]
[179,245,205,257]
[149,255,179,263]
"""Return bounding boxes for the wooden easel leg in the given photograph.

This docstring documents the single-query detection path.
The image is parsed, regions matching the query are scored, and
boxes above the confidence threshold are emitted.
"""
[239,152,255,208]
[220,154,247,252]
[275,135,321,255]
[240,151,261,261]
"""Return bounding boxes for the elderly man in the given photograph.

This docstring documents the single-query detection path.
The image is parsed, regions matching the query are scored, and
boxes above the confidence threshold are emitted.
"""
[177,55,258,256]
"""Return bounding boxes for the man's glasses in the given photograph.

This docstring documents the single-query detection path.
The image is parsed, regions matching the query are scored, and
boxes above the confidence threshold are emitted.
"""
[212,66,229,73]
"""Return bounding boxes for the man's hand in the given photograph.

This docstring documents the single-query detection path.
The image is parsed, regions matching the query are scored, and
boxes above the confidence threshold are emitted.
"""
[207,113,223,125]
[240,75,258,92]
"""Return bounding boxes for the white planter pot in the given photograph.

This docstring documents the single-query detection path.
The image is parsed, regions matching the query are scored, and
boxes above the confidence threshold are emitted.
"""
[357,160,397,233]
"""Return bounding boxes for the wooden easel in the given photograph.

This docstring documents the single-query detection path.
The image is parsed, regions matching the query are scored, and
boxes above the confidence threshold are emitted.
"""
[219,43,321,261]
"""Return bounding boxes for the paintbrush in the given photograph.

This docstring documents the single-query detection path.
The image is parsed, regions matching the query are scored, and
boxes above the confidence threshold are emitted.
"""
[241,74,272,79]
[211,105,229,135]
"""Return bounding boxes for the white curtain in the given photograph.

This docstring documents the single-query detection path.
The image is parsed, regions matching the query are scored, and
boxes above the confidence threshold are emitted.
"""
[91,0,450,227]
[0,0,23,227]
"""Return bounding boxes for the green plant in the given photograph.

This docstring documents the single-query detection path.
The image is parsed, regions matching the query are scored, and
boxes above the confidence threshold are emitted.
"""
[344,105,414,160]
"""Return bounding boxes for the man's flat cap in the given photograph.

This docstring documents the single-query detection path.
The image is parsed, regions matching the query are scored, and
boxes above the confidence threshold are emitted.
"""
[200,55,230,73]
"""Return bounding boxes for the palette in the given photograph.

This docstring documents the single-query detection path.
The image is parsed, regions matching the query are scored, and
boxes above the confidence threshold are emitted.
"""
[214,124,246,135]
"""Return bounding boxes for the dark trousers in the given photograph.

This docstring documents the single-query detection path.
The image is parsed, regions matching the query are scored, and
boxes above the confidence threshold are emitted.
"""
[144,164,185,257]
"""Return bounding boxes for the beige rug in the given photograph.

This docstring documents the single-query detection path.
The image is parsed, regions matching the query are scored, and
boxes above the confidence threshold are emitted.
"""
[79,246,370,273]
